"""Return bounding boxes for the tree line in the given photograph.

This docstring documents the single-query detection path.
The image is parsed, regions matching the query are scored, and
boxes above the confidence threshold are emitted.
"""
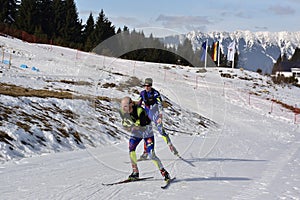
[0,0,236,67]
[0,0,117,51]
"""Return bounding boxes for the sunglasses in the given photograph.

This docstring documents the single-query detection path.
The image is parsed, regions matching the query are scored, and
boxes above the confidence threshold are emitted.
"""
[144,85,152,87]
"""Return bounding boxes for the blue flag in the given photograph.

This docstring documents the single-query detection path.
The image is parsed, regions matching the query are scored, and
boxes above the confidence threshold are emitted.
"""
[200,41,207,61]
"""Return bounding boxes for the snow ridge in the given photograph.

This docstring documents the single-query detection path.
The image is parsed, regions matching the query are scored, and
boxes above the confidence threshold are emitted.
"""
[162,30,300,73]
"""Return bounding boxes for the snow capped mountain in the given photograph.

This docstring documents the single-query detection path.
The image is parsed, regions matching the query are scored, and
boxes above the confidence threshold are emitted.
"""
[162,30,300,74]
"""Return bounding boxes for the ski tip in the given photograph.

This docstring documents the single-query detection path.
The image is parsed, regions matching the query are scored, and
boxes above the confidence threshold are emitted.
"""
[161,177,176,189]
[102,176,154,186]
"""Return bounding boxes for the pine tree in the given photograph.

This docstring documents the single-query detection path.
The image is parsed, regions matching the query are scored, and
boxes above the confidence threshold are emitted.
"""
[116,27,121,34]
[234,51,239,68]
[272,48,300,75]
[33,24,47,42]
[15,0,39,34]
[177,38,194,66]
[93,9,115,46]
[0,0,18,24]
[114,26,129,56]
[219,48,227,67]
[50,0,82,47]
[36,0,54,38]
[272,54,284,74]
[63,0,83,47]
[282,53,288,61]
[123,26,129,32]
[290,48,300,62]
[83,12,95,51]
[52,0,66,41]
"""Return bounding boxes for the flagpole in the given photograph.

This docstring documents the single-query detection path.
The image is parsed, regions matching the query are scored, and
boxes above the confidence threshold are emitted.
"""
[232,42,235,68]
[205,39,208,69]
[217,41,220,67]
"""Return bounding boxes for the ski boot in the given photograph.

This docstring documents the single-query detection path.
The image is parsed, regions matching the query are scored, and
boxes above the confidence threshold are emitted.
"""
[128,171,139,180]
[160,168,170,181]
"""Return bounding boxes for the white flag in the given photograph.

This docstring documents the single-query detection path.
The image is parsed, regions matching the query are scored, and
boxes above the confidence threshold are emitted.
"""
[227,41,236,61]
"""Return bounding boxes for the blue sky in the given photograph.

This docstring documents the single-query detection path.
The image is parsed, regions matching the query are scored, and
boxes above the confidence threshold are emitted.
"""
[74,0,300,37]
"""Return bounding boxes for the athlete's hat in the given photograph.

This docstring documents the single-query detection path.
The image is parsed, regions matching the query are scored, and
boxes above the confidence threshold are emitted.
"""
[144,78,153,86]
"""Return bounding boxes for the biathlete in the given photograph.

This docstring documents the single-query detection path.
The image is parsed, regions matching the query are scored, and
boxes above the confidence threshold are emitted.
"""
[119,96,170,181]
[137,78,179,160]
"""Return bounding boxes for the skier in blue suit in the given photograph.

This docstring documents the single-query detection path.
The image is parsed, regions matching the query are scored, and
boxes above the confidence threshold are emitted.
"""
[137,78,179,160]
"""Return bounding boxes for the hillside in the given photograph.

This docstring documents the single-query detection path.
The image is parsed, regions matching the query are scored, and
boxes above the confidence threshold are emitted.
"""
[0,35,217,162]
[0,35,300,199]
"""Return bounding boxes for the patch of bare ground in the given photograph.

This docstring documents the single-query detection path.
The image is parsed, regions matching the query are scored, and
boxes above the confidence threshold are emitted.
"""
[0,82,74,99]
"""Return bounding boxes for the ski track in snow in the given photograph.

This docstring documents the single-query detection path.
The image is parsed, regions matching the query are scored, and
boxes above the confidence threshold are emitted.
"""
[232,140,300,199]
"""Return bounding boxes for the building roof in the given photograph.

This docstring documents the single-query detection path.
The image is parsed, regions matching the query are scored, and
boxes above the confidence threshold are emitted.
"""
[279,61,300,72]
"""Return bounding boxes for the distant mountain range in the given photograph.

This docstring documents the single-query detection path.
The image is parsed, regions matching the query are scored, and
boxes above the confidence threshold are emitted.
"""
[161,30,300,74]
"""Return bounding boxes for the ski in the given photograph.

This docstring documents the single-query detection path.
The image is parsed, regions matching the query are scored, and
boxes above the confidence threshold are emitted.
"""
[177,155,195,167]
[102,176,153,186]
[137,157,150,162]
[125,155,195,167]
[161,177,176,189]
[124,158,149,163]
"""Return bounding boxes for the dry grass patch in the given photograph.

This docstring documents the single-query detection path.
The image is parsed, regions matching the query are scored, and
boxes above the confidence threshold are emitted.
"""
[0,83,74,99]
[0,130,14,145]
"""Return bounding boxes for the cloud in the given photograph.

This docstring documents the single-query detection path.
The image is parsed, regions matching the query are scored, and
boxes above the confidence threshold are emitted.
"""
[155,14,212,32]
[220,11,230,17]
[254,26,268,31]
[111,16,141,25]
[235,11,252,19]
[268,5,295,15]
[287,0,300,3]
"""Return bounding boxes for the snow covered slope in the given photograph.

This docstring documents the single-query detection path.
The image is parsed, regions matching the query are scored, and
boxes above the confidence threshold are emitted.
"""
[0,35,216,162]
[0,35,300,199]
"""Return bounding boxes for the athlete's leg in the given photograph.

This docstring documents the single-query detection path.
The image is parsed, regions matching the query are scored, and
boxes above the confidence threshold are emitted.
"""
[129,136,142,173]
[144,136,163,169]
[144,136,170,180]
